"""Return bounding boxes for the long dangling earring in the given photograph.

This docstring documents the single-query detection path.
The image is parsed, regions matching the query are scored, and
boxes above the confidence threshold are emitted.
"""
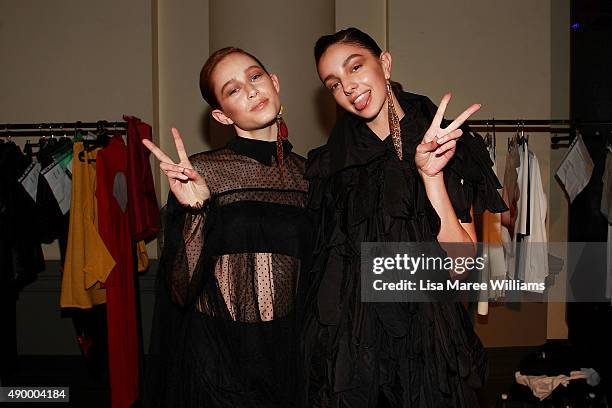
[276,105,289,174]
[387,80,403,160]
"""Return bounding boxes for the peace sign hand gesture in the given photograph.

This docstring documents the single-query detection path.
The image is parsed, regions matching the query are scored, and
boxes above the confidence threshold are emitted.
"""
[142,128,210,208]
[415,93,481,178]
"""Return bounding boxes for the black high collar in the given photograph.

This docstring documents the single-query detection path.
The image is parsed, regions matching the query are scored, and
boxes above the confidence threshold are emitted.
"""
[227,136,293,166]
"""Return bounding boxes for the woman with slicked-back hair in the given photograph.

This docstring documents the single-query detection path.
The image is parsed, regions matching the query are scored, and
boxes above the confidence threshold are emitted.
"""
[143,47,313,408]
[301,27,508,407]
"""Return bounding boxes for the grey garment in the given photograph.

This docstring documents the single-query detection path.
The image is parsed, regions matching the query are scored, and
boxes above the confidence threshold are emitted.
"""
[503,142,520,204]
[601,149,612,223]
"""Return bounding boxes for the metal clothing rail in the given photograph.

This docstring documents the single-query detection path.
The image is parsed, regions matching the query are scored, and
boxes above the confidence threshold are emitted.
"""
[1,121,127,137]
[465,119,612,149]
[466,119,612,126]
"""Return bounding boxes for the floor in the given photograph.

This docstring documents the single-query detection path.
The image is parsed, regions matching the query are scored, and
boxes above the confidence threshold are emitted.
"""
[1,347,538,408]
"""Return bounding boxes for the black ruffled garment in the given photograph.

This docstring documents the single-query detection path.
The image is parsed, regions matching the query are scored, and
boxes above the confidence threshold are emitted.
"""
[144,136,313,408]
[302,91,508,408]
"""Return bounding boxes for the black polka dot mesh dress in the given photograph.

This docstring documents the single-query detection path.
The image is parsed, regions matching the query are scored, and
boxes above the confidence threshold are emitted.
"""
[145,137,313,408]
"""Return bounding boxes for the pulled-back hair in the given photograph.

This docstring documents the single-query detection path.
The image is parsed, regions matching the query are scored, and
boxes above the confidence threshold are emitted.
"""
[314,27,403,93]
[199,47,268,108]
[314,27,382,64]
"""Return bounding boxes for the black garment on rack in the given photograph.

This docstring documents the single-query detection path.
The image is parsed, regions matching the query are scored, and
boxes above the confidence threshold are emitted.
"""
[0,141,45,288]
[145,137,313,408]
[0,141,45,383]
[301,91,508,408]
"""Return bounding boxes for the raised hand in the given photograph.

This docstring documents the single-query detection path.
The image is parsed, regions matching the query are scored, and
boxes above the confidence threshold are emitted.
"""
[142,128,210,208]
[415,93,481,178]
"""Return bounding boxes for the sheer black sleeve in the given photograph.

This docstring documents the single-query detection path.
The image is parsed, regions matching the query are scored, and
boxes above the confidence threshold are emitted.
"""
[158,192,206,307]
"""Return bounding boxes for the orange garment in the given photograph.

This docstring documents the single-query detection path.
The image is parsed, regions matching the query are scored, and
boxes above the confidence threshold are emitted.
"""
[60,142,115,308]
[136,240,149,272]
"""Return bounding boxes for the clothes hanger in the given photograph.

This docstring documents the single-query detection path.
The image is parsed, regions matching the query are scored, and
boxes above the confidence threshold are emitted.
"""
[522,121,529,146]
[492,118,497,158]
[509,121,520,151]
[484,120,492,150]
[79,121,110,163]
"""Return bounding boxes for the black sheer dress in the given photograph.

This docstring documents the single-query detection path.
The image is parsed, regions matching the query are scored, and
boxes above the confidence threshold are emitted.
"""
[145,136,312,408]
[302,91,508,408]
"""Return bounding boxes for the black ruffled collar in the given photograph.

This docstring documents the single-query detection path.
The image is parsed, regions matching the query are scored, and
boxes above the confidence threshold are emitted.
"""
[320,91,432,176]
[227,136,293,166]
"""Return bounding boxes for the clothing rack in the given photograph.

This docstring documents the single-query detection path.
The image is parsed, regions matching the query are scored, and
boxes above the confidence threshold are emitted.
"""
[465,119,612,149]
[1,121,127,138]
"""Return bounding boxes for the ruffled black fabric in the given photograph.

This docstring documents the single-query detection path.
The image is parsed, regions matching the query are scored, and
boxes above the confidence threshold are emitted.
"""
[301,91,507,407]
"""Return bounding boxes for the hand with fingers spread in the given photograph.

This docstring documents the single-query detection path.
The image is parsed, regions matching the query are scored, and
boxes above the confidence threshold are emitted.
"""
[415,93,481,178]
[142,128,210,208]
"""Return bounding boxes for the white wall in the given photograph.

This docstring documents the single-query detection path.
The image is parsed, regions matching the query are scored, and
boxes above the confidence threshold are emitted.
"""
[209,0,336,157]
[1,0,570,353]
[387,0,565,346]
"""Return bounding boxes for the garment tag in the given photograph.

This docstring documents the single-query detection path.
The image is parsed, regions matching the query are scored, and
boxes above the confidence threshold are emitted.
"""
[18,162,42,202]
[42,161,72,214]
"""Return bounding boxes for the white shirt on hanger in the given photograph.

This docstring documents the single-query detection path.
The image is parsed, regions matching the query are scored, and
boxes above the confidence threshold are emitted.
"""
[517,149,548,291]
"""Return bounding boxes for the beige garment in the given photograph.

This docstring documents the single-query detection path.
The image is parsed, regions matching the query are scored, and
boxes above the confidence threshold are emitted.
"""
[515,370,587,400]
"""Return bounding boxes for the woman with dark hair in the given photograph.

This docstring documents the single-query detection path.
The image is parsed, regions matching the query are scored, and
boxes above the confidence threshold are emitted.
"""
[143,47,312,408]
[303,28,507,407]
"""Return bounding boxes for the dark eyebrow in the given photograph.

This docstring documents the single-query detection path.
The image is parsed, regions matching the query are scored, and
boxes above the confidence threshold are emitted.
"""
[220,65,264,95]
[322,53,363,84]
[220,79,236,96]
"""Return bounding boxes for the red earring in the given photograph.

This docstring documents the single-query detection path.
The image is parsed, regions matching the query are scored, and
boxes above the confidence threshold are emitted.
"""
[276,105,288,171]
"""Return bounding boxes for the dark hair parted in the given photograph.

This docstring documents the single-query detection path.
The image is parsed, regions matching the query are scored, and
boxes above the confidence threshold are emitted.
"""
[199,47,268,109]
[314,27,403,93]
[314,27,382,64]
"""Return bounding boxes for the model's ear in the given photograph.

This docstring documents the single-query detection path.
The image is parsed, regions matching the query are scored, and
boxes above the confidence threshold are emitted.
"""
[270,73,280,94]
[380,51,393,80]
[211,108,234,125]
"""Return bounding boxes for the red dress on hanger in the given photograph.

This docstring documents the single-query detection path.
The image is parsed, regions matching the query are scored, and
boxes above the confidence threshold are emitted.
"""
[96,135,139,407]
[125,116,160,242]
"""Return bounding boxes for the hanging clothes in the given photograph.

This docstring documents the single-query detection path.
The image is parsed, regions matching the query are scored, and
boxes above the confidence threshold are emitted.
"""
[31,138,72,264]
[478,139,507,314]
[125,116,160,242]
[505,142,548,291]
[60,142,114,308]
[556,133,594,203]
[516,142,530,236]
[501,140,520,279]
[96,135,140,408]
[0,140,45,383]
[0,141,46,288]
